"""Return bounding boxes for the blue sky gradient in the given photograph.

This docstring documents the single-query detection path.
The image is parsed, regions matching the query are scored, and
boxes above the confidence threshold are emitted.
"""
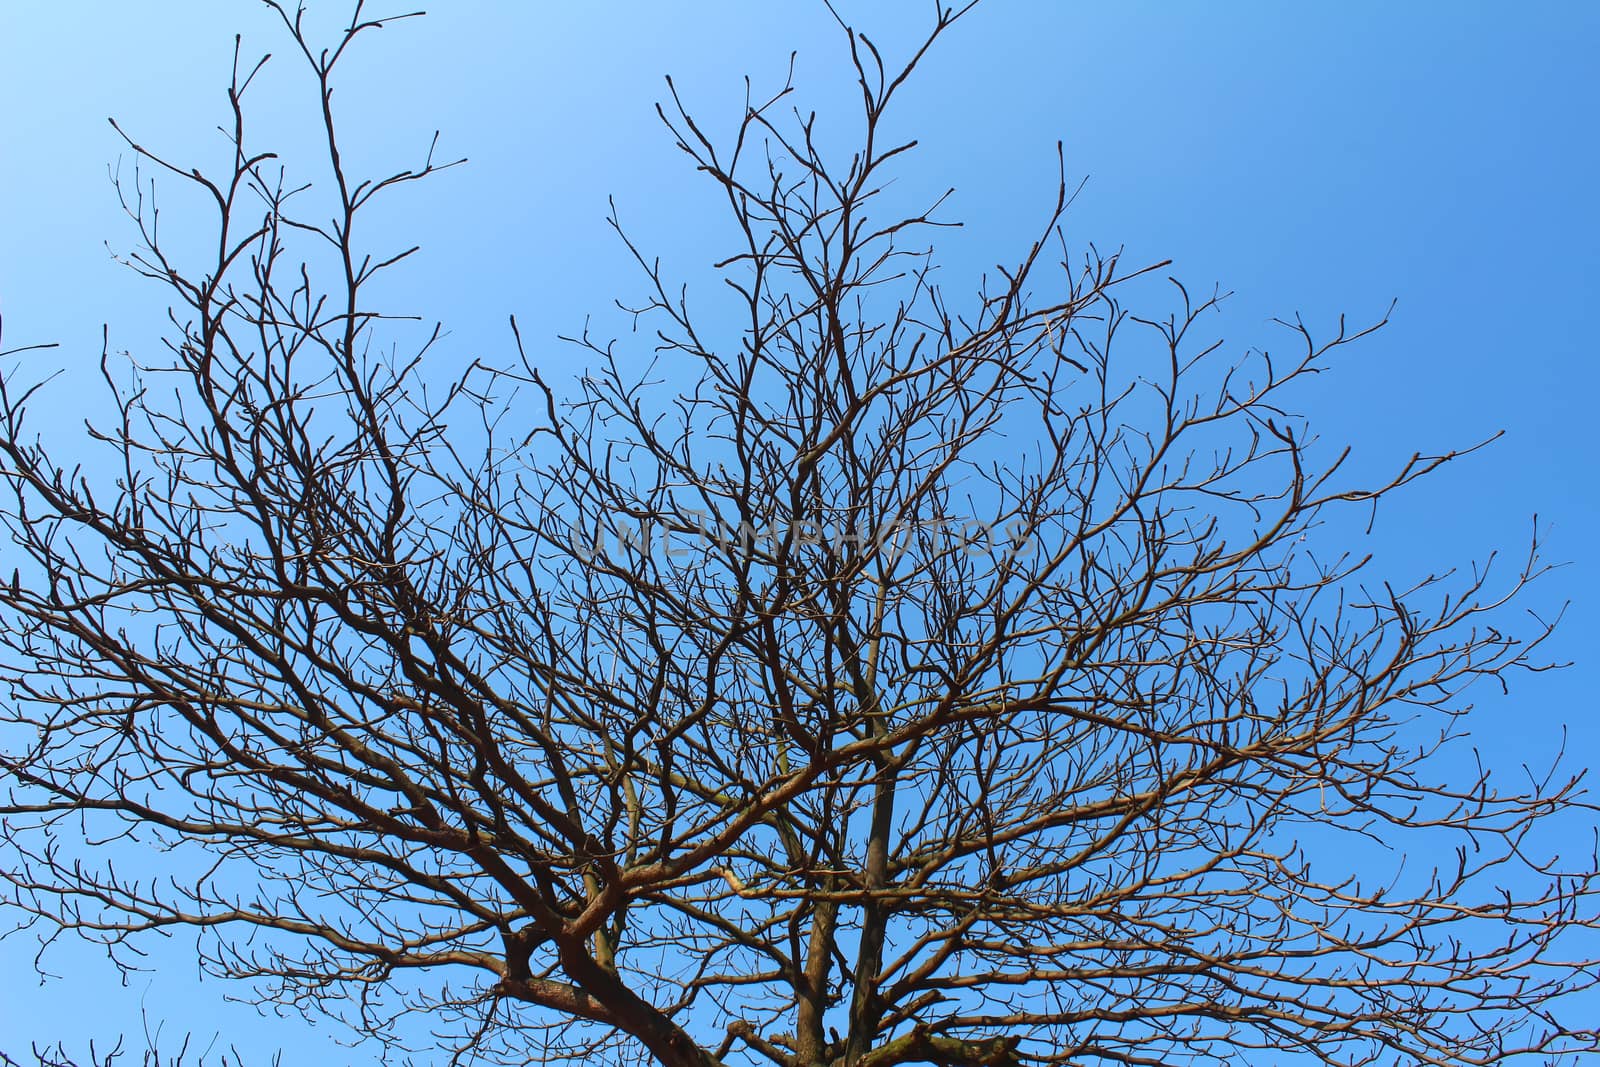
[1,2,1595,1062]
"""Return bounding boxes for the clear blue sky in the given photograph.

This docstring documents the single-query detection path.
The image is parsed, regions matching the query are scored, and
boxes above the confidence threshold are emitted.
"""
[1,2,1596,1062]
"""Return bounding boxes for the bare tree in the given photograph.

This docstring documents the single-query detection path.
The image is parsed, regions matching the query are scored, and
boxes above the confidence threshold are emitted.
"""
[2,4,1595,1066]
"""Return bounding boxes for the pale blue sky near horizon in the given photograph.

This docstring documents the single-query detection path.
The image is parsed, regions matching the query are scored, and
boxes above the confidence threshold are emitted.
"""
[1,2,1596,1062]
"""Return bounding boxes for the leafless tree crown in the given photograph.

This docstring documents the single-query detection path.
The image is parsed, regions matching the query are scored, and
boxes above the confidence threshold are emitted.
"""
[1,4,1595,1066]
